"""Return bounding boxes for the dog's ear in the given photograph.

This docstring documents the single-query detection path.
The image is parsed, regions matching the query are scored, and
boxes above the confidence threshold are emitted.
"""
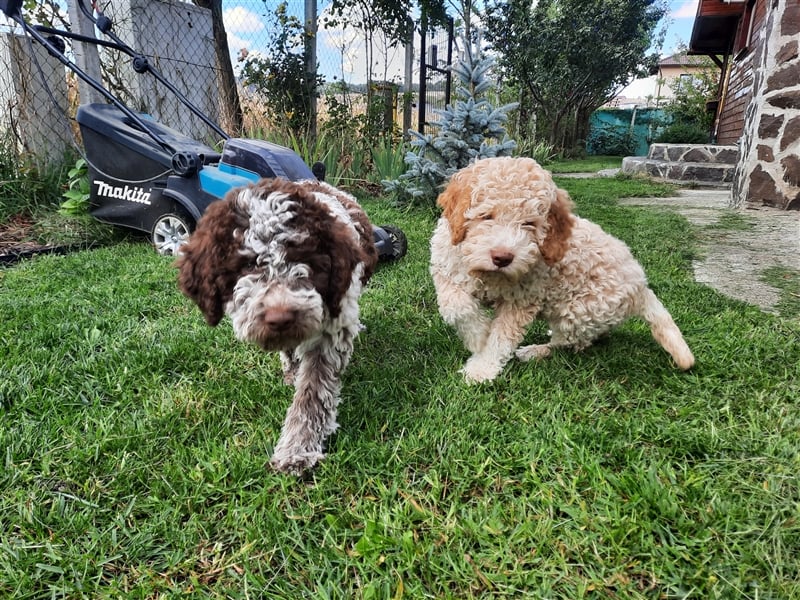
[437,176,473,245]
[284,191,365,319]
[323,222,365,318]
[176,195,251,326]
[310,181,378,286]
[540,187,574,265]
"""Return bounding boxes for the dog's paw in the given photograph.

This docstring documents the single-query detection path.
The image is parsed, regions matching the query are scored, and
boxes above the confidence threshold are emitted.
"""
[269,449,326,476]
[515,344,551,362]
[461,356,501,384]
[279,353,298,385]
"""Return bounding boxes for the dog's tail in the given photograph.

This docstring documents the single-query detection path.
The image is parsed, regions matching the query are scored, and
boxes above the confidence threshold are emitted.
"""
[637,288,695,370]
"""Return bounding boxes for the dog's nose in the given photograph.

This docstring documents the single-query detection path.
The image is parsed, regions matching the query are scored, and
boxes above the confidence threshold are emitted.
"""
[491,250,514,268]
[265,308,296,329]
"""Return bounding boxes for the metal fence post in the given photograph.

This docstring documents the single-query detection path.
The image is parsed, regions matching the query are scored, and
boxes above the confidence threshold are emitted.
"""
[418,14,427,135]
[403,17,414,138]
[304,0,317,141]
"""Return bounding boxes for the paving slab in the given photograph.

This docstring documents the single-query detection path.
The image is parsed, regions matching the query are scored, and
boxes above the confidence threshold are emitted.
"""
[619,188,799,313]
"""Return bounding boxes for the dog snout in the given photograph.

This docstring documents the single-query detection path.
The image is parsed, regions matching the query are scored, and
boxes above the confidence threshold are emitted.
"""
[264,308,296,330]
[490,249,514,269]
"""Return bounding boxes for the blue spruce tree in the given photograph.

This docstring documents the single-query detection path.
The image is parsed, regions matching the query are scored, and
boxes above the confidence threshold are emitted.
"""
[384,44,518,206]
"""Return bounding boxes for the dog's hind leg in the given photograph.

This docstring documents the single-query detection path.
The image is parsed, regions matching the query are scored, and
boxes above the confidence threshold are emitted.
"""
[514,328,577,362]
[269,328,356,475]
[515,343,551,361]
[515,318,603,362]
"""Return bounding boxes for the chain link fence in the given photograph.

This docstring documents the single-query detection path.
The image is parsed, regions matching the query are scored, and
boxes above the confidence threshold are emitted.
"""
[0,0,454,167]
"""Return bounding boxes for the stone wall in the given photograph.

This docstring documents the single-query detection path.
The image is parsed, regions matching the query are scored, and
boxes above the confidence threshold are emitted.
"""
[733,0,800,210]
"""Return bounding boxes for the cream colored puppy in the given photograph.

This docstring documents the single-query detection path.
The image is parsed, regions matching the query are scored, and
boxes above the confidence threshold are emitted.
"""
[430,156,694,383]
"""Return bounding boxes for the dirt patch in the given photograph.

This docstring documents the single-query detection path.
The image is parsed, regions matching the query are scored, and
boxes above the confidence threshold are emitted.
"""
[619,188,799,314]
[0,213,106,265]
[0,214,41,254]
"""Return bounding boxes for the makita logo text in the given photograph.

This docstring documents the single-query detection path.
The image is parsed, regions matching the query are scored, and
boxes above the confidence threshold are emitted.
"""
[94,180,152,205]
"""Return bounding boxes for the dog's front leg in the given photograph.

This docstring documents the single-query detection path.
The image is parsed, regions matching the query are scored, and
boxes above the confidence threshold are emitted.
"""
[431,272,491,353]
[461,302,538,383]
[279,349,299,385]
[269,331,354,475]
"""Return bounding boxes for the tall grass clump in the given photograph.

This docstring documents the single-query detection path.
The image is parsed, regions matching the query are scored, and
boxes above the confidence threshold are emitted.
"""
[0,132,71,221]
[516,139,557,166]
[369,137,407,184]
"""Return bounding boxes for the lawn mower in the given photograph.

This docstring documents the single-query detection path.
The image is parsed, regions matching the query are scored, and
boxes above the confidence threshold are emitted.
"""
[1,0,407,259]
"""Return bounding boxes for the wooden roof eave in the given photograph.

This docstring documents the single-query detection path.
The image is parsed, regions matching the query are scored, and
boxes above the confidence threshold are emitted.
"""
[688,0,746,56]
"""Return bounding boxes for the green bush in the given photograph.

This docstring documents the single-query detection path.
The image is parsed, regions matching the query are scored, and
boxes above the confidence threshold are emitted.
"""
[59,158,90,216]
[586,127,637,156]
[655,57,718,145]
[654,122,710,144]
[238,2,323,137]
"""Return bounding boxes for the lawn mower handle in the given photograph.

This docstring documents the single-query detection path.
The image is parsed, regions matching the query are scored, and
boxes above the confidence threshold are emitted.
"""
[3,0,228,143]
[0,0,21,18]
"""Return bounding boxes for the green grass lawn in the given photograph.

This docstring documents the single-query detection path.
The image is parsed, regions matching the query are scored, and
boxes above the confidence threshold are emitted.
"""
[1,177,798,599]
[549,156,624,174]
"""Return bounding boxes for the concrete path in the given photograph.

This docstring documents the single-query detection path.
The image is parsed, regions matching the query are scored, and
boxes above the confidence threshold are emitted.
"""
[618,188,799,313]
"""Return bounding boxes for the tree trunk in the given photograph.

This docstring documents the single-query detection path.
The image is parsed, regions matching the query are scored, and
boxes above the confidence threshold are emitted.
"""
[193,0,243,134]
[575,103,593,153]
[514,87,536,142]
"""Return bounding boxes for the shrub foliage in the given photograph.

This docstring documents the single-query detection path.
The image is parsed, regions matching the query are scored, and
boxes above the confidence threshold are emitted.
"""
[384,44,517,206]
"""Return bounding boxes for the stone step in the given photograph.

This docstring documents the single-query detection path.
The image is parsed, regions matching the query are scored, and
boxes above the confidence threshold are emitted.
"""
[647,143,739,165]
[622,156,735,186]
[622,143,739,186]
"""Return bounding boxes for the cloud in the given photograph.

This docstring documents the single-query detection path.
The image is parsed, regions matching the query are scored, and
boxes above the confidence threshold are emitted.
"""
[224,6,265,34]
[317,4,408,83]
[223,4,266,71]
[227,32,251,55]
[671,0,699,19]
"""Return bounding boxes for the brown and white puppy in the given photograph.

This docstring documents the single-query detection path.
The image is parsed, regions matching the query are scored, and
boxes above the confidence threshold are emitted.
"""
[177,178,377,474]
[430,156,694,383]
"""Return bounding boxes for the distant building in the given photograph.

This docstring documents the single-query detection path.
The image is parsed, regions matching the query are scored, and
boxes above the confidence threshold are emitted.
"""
[605,53,713,109]
[653,53,715,104]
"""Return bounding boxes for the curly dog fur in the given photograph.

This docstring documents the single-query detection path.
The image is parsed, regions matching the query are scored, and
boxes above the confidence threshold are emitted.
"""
[177,178,377,474]
[430,156,695,383]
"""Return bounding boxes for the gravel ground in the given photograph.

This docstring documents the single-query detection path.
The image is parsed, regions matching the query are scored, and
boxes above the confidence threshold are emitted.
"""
[618,188,799,314]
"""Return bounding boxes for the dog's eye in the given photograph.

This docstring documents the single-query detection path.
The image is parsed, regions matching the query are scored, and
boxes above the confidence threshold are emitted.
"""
[481,213,493,221]
[522,221,537,228]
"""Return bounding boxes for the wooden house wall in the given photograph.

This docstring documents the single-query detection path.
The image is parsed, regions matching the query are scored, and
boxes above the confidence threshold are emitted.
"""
[715,0,768,144]
[717,61,751,144]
